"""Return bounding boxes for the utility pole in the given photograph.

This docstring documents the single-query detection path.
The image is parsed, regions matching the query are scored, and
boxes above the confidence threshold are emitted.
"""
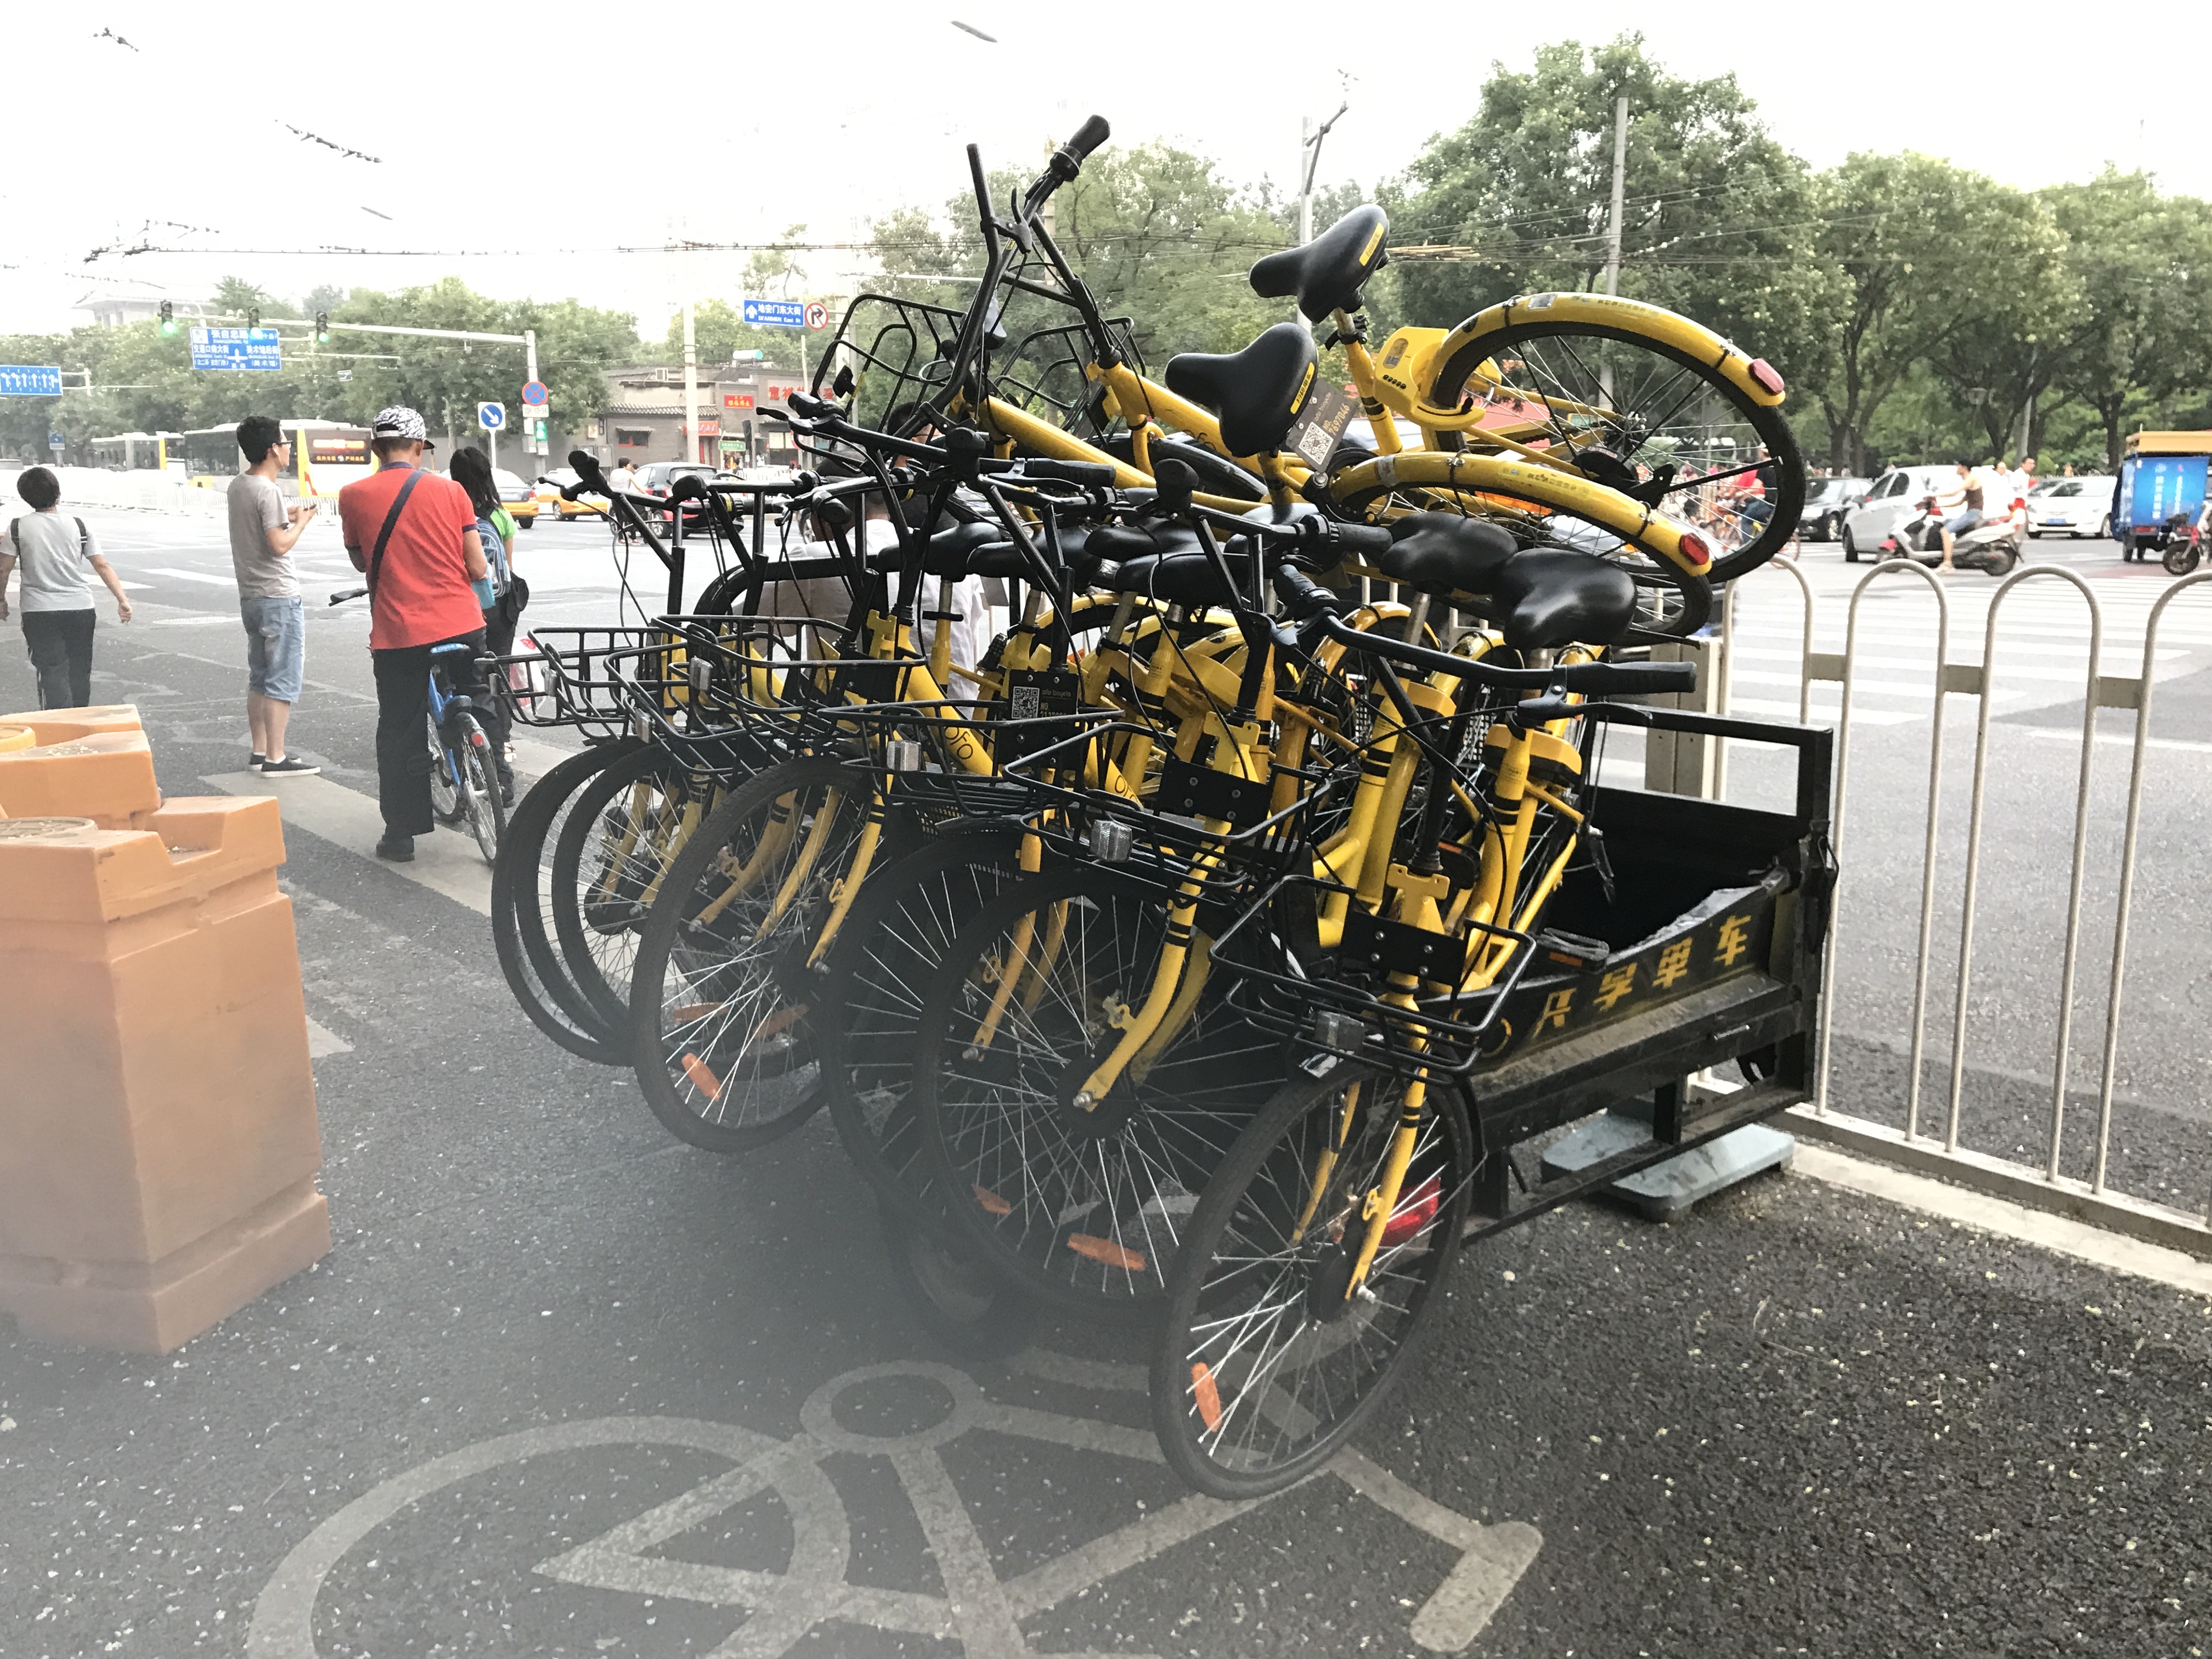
[681,293,699,466]
[1602,95,1629,297]
[1298,100,1350,249]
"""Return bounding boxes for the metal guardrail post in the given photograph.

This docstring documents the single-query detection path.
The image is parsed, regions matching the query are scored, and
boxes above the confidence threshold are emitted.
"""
[2094,571,2212,1205]
[1812,560,1951,1134]
[1942,568,2102,1157]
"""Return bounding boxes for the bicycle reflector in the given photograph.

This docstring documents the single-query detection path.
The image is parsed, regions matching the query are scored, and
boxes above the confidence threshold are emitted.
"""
[1379,1172,1442,1247]
[1747,358,1786,396]
[1679,530,1713,568]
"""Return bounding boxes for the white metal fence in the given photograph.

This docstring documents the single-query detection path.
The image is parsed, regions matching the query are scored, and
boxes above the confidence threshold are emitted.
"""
[1718,556,2212,1255]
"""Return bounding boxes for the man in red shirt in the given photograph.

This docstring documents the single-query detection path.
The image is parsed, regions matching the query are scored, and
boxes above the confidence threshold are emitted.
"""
[340,407,490,862]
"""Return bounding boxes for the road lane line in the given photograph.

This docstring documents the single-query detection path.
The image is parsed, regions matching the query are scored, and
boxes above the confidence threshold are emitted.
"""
[204,770,492,915]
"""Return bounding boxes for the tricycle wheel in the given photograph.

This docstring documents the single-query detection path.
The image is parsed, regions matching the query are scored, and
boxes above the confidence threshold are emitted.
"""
[877,1194,1040,1361]
[2163,539,2202,577]
[1150,1065,1473,1499]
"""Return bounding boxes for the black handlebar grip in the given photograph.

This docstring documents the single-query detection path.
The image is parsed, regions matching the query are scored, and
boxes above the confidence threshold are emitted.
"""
[1327,522,1396,556]
[1064,115,1110,163]
[568,448,604,480]
[666,474,709,504]
[786,390,832,421]
[1557,661,1699,695]
[1271,564,1341,619]
[1153,456,1197,515]
[1021,458,1119,488]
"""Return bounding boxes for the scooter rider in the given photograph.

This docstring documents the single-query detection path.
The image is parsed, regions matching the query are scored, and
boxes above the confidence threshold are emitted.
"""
[1937,459,1984,572]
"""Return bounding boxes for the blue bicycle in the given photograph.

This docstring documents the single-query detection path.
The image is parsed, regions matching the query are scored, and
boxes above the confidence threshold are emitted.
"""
[331,591,506,866]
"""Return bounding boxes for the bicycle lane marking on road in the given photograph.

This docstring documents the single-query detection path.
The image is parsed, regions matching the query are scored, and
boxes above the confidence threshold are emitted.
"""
[204,770,493,916]
[246,1356,1543,1658]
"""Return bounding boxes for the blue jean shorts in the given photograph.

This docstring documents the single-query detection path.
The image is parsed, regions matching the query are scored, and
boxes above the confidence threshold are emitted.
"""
[241,595,306,702]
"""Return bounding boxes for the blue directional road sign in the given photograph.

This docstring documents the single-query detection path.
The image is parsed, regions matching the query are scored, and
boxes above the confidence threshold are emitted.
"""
[0,366,64,397]
[48,431,65,452]
[478,402,506,432]
[189,327,283,371]
[742,299,807,329]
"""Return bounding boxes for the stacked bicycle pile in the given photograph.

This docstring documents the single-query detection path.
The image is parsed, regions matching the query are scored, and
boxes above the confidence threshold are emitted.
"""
[482,116,1836,1500]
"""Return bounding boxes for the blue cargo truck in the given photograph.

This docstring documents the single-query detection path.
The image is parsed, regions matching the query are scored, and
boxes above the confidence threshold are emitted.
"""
[2116,430,2211,563]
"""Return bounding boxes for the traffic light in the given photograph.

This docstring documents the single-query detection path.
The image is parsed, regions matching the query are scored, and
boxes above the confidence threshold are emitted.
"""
[158,301,176,336]
[246,307,261,331]
[314,311,330,344]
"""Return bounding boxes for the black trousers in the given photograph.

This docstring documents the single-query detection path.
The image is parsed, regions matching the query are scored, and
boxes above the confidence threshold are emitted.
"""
[21,608,95,709]
[371,629,487,838]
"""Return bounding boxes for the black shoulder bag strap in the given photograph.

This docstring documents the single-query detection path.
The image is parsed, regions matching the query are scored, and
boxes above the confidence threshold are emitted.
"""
[365,467,427,602]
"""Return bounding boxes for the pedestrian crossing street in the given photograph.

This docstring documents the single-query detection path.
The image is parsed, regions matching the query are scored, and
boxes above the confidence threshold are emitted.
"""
[1721,549,2212,730]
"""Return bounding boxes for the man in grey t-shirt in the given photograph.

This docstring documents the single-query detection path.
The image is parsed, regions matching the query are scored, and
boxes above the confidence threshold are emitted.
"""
[228,415,319,774]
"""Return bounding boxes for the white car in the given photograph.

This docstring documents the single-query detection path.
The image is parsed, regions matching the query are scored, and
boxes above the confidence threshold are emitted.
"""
[1839,466,1966,563]
[2027,476,2115,539]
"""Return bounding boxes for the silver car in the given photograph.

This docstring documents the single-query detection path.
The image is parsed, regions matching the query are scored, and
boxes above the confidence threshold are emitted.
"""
[2027,476,2116,539]
[1839,466,1961,563]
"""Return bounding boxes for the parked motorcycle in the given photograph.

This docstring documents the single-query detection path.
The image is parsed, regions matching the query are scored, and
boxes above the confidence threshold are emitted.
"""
[1879,495,2023,576]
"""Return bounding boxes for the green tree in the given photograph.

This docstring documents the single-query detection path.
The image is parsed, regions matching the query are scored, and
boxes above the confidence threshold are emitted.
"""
[1915,188,2076,462]
[2044,170,2212,469]
[1386,36,1843,404]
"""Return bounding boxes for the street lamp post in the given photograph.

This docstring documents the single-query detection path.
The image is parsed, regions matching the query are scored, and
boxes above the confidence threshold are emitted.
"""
[1297,100,1350,249]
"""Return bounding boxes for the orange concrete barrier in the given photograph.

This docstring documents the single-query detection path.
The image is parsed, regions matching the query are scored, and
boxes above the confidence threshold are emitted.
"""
[0,730,161,829]
[0,795,329,1352]
[0,704,144,744]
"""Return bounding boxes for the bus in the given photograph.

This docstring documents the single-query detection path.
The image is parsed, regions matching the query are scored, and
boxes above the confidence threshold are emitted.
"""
[176,419,374,496]
[90,432,185,472]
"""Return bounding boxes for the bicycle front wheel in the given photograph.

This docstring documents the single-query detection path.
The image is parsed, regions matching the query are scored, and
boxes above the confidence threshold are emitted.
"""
[625,755,866,1152]
[493,742,637,1063]
[1150,1063,1473,1499]
[910,866,1285,1321]
[1425,307,1803,582]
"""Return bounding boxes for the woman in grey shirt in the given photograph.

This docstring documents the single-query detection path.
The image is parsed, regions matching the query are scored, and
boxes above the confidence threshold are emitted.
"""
[0,466,132,709]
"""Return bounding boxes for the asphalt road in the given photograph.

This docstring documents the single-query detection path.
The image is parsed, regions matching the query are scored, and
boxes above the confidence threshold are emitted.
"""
[1,509,2207,1659]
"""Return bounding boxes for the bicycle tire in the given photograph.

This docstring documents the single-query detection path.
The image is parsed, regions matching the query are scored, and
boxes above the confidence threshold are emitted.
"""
[1424,312,1803,583]
[815,833,1026,1227]
[492,744,633,1064]
[516,738,644,1045]
[452,713,506,866]
[550,746,710,1035]
[874,1192,1041,1362]
[909,865,1285,1322]
[624,755,866,1153]
[1150,1063,1473,1499]
[428,714,462,825]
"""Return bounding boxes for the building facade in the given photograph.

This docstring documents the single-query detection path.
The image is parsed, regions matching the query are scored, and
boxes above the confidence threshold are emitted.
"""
[594,364,810,468]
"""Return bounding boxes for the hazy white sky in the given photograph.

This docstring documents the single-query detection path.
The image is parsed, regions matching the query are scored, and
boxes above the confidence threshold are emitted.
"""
[5,0,2204,343]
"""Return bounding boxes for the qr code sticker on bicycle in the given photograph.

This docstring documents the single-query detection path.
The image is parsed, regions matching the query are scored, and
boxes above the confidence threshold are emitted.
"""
[1011,685,1041,721]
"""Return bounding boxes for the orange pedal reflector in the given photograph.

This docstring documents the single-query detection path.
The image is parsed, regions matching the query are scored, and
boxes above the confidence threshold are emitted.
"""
[1065,1233,1146,1272]
[1379,1172,1441,1247]
[1191,1362,1223,1432]
[679,1051,724,1102]
[972,1184,1012,1217]
[755,1002,809,1039]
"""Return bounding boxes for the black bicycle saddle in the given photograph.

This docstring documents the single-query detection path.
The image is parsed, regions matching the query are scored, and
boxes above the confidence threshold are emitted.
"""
[1248,204,1389,320]
[1493,550,1640,651]
[1142,552,1243,611]
[1376,512,1520,598]
[1164,322,1319,458]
